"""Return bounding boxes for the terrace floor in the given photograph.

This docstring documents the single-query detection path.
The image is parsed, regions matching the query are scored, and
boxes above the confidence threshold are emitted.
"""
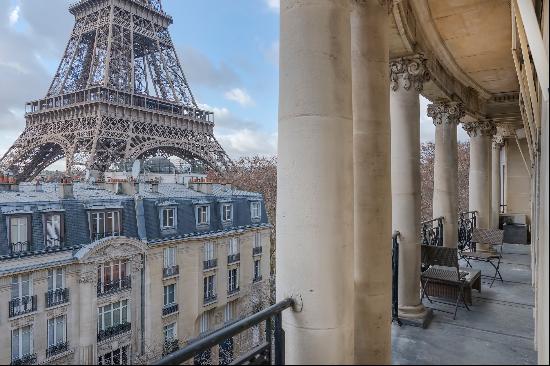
[392,244,537,365]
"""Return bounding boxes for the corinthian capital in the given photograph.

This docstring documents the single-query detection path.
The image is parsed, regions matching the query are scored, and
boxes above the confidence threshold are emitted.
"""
[427,101,465,126]
[390,54,430,92]
[462,120,497,137]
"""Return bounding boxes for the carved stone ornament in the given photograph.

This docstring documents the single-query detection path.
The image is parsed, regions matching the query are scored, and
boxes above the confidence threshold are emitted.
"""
[462,120,497,137]
[390,55,430,92]
[427,101,465,126]
[492,134,504,146]
[79,271,96,284]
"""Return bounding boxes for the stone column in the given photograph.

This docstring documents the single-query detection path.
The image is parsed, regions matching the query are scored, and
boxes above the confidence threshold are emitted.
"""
[389,55,431,325]
[463,120,497,229]
[277,1,354,364]
[351,1,391,363]
[428,102,465,247]
[491,136,504,228]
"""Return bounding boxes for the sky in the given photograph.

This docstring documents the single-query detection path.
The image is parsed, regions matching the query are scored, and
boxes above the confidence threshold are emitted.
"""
[0,0,467,170]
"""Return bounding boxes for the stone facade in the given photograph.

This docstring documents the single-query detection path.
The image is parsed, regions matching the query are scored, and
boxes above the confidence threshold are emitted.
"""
[0,182,271,365]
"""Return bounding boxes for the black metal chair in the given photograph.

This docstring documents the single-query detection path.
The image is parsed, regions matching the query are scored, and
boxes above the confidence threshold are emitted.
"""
[420,245,471,320]
[459,228,505,287]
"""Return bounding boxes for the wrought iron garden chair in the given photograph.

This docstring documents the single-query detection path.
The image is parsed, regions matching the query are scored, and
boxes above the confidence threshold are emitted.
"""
[459,228,505,288]
[420,245,471,320]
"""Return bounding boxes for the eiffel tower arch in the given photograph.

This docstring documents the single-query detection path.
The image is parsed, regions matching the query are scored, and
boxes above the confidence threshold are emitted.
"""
[0,0,232,181]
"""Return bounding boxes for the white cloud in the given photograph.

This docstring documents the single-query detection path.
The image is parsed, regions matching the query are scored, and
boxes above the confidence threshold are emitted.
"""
[224,88,254,107]
[265,0,280,12]
[9,6,20,26]
[217,129,277,158]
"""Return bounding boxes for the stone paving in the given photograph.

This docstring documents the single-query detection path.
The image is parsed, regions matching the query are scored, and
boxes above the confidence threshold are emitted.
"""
[392,244,537,365]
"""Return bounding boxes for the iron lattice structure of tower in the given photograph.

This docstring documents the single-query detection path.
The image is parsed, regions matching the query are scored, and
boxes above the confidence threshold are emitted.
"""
[0,0,232,181]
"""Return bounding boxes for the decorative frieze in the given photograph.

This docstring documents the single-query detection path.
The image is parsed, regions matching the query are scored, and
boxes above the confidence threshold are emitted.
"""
[427,101,465,126]
[492,134,505,148]
[390,55,430,92]
[462,120,497,137]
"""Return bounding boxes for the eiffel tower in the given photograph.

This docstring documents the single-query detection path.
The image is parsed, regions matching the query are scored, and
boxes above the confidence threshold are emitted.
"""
[0,0,232,181]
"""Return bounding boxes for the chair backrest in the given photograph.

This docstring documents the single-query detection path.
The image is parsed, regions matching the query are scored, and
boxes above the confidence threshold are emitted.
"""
[472,228,504,245]
[421,245,459,271]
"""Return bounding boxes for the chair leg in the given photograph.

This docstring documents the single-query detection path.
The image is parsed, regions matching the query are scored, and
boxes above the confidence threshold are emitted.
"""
[421,278,432,303]
[488,259,503,288]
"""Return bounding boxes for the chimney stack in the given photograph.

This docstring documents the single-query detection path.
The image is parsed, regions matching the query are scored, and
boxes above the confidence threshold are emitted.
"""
[59,177,74,199]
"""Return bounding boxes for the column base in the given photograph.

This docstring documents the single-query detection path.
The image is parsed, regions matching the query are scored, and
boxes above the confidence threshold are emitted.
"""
[398,304,433,329]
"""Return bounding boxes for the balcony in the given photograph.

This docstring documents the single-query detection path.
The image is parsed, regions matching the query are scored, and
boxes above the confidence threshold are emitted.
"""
[163,339,180,356]
[46,342,69,359]
[253,246,262,256]
[10,353,37,365]
[203,294,217,305]
[9,241,33,257]
[9,295,37,318]
[45,238,63,251]
[163,265,179,278]
[163,303,179,316]
[203,259,217,270]
[227,253,240,264]
[45,288,69,308]
[97,322,131,342]
[97,276,131,297]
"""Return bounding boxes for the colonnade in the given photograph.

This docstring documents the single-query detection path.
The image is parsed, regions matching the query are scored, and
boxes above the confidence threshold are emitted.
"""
[276,0,504,363]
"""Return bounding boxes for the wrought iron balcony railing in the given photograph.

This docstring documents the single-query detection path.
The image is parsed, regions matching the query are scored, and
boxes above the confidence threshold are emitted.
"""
[154,298,294,366]
[97,322,131,342]
[163,339,180,357]
[10,353,37,365]
[458,211,478,251]
[9,241,32,256]
[163,303,179,316]
[421,217,444,247]
[253,246,262,255]
[163,265,179,278]
[46,341,69,358]
[203,294,217,305]
[203,259,217,270]
[9,295,37,318]
[97,276,131,296]
[91,231,120,241]
[253,275,263,283]
[45,238,62,250]
[227,253,240,264]
[46,288,69,308]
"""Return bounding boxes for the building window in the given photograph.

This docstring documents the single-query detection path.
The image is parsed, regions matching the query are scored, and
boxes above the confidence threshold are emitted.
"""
[199,311,212,334]
[221,204,233,222]
[45,213,63,248]
[97,300,129,332]
[228,238,240,264]
[250,201,261,220]
[97,260,129,295]
[196,205,210,226]
[47,268,64,291]
[11,325,34,363]
[228,268,239,294]
[10,274,35,317]
[164,323,176,342]
[161,207,176,230]
[164,247,177,269]
[9,215,31,253]
[203,242,217,270]
[203,275,216,303]
[224,301,237,323]
[254,232,261,248]
[164,284,176,307]
[254,260,261,282]
[89,210,121,240]
[98,345,128,365]
[47,315,66,349]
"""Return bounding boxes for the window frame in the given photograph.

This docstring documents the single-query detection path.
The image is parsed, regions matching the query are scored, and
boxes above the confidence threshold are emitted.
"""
[11,325,33,361]
[43,212,64,248]
[97,300,129,331]
[47,314,67,347]
[7,215,32,253]
[160,207,177,230]
[11,273,32,299]
[164,323,177,342]
[221,204,233,222]
[250,201,261,220]
[203,242,215,261]
[228,267,239,292]
[195,205,210,226]
[254,259,261,281]
[228,237,240,256]
[203,274,216,300]
[163,284,176,307]
[88,210,122,240]
[97,260,128,292]
[47,268,65,291]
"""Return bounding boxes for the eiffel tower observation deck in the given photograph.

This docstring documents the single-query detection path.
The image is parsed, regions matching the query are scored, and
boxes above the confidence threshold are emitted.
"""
[0,0,231,182]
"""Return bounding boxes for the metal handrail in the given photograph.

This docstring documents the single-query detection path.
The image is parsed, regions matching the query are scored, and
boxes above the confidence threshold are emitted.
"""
[154,298,294,365]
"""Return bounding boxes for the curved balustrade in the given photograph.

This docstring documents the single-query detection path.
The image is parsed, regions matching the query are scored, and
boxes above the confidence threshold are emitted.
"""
[421,217,444,247]
[458,211,478,251]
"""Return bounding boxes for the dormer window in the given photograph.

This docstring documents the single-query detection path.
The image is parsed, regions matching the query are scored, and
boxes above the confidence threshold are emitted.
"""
[250,201,261,221]
[8,215,31,255]
[221,204,233,222]
[161,207,177,230]
[44,213,64,248]
[196,205,210,227]
[89,210,121,241]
